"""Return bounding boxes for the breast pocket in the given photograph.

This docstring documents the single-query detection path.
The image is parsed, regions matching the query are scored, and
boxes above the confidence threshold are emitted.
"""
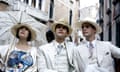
[104,51,111,58]
[105,52,110,56]
[102,51,113,66]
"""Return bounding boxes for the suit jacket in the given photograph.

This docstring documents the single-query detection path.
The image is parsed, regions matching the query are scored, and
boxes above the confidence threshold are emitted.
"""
[37,40,75,72]
[74,40,120,72]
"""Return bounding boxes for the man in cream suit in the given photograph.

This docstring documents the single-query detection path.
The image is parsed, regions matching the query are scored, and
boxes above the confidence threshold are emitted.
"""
[37,18,75,72]
[74,17,120,72]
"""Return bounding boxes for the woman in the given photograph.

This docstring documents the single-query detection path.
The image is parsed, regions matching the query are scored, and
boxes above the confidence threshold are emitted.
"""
[0,24,37,72]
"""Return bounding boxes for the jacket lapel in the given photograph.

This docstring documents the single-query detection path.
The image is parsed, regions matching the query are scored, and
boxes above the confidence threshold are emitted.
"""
[96,41,104,65]
[65,42,72,63]
[43,42,56,69]
[65,42,75,67]
[79,44,90,65]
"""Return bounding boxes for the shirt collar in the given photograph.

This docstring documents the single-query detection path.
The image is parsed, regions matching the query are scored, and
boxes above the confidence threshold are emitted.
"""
[85,39,96,48]
[54,40,65,48]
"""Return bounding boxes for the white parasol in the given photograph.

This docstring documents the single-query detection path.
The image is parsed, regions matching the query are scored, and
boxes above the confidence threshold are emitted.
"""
[0,11,47,45]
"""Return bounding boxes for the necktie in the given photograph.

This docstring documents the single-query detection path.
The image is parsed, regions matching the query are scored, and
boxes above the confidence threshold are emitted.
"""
[57,44,63,54]
[88,42,94,58]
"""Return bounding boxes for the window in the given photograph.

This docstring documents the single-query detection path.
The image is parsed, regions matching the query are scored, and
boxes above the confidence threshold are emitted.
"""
[49,0,54,18]
[32,0,36,7]
[24,0,28,4]
[38,0,42,9]
[115,2,120,16]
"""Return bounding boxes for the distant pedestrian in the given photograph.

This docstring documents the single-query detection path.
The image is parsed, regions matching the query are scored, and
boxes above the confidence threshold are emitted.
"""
[46,19,55,43]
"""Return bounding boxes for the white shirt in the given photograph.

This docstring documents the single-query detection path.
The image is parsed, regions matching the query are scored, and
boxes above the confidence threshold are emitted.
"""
[53,41,69,72]
[84,40,100,71]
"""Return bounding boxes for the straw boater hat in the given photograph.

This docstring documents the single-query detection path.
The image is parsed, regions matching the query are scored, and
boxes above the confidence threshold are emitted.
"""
[51,18,72,36]
[11,24,36,41]
[76,17,102,34]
